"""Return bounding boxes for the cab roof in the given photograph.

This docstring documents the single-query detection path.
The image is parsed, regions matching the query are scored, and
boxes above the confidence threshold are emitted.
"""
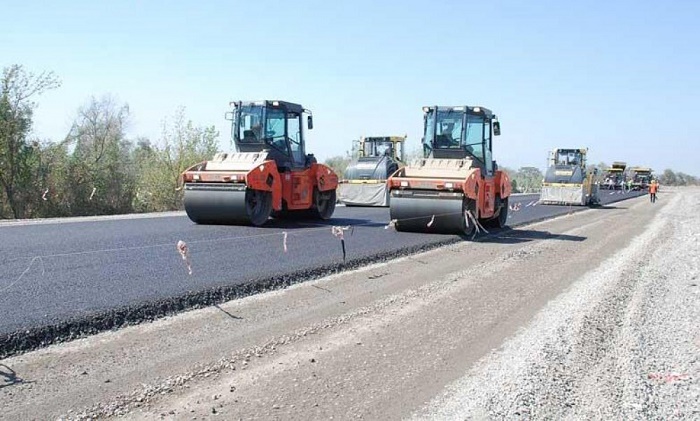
[231,100,307,114]
[554,148,588,154]
[422,105,495,118]
[361,135,407,143]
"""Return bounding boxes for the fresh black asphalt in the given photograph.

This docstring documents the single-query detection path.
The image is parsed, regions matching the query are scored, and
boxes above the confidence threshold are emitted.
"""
[0,190,646,356]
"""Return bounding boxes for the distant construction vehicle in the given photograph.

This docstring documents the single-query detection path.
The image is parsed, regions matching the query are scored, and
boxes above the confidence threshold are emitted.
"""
[181,100,338,226]
[629,167,653,190]
[539,148,599,206]
[387,105,510,234]
[338,135,406,206]
[601,161,627,190]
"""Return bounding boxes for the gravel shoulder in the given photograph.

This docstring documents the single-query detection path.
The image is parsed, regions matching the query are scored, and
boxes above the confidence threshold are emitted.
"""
[1,189,695,420]
[415,188,699,419]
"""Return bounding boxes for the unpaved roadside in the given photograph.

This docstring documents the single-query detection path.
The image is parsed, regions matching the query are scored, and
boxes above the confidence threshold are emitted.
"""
[415,188,700,419]
[1,190,695,420]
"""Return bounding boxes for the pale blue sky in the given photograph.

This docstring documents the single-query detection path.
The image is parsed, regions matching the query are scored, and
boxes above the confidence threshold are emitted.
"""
[2,0,698,174]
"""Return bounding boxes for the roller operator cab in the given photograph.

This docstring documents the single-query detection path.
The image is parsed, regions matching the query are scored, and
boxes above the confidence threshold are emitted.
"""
[181,100,338,226]
[387,105,511,235]
[338,135,406,207]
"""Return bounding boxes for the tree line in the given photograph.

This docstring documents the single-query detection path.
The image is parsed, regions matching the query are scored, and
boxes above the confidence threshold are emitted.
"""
[3,64,698,219]
[1,65,218,219]
[656,169,698,186]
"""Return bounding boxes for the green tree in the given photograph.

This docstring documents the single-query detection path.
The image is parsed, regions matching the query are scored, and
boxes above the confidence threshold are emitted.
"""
[134,107,219,212]
[0,65,60,218]
[324,153,352,177]
[683,173,698,185]
[675,172,689,186]
[63,95,135,215]
[514,166,544,193]
[29,140,72,218]
[660,169,677,185]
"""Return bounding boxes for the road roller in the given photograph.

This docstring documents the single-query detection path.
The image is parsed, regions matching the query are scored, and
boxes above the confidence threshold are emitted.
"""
[387,105,511,235]
[539,148,599,206]
[338,135,406,207]
[181,100,338,226]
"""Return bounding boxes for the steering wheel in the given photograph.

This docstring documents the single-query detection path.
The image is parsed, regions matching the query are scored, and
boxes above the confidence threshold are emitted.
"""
[270,136,287,151]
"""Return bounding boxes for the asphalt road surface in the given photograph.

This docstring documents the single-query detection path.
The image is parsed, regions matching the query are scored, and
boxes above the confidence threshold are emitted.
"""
[0,190,644,342]
[2,189,691,420]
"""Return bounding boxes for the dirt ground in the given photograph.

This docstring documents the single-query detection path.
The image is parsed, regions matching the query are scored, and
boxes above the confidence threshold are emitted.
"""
[1,189,697,420]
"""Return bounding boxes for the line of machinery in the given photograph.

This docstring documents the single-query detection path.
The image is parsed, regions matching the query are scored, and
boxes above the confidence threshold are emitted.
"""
[595,162,655,192]
[537,149,656,206]
[180,99,653,231]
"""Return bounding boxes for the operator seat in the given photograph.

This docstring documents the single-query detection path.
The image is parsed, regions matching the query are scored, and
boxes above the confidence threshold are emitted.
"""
[436,134,452,148]
[243,130,257,142]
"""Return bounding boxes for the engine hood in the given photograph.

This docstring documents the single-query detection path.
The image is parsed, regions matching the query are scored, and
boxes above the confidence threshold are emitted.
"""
[202,151,271,172]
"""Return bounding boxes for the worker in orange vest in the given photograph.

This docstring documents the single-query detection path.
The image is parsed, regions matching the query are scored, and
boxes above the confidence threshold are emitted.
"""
[649,180,659,203]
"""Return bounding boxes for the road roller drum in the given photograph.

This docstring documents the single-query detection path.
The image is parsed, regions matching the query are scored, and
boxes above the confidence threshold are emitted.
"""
[183,184,272,226]
[390,193,471,234]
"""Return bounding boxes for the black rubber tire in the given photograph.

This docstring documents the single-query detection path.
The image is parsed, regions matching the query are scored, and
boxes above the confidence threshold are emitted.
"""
[246,189,273,226]
[314,188,336,220]
[483,196,509,229]
[491,196,509,228]
[461,198,477,236]
[497,196,509,227]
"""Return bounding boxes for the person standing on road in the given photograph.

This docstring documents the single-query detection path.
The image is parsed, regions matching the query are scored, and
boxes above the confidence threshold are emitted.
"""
[649,179,659,203]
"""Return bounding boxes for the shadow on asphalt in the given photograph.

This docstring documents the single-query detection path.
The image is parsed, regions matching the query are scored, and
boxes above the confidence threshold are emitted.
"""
[220,216,389,230]
[321,217,388,228]
[593,205,627,210]
[480,228,587,244]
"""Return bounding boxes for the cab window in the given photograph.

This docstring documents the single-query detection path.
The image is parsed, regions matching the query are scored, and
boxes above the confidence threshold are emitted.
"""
[287,112,305,165]
[464,114,485,161]
[265,108,288,153]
